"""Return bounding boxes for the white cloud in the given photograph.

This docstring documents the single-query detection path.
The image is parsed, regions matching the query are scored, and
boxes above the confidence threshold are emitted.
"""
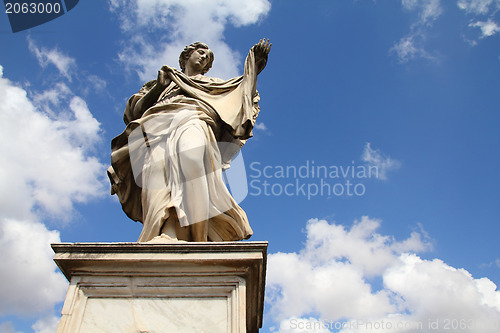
[457,0,500,15]
[272,317,333,332]
[362,143,401,180]
[0,64,106,321]
[266,217,500,333]
[254,122,268,131]
[0,65,105,220]
[65,96,102,148]
[268,251,396,323]
[403,0,442,25]
[395,0,500,60]
[28,38,76,81]
[402,0,419,10]
[458,0,500,43]
[110,0,270,30]
[32,315,60,333]
[469,19,500,37]
[0,322,22,333]
[0,218,67,317]
[391,35,421,63]
[109,0,271,80]
[303,217,431,276]
[33,84,101,149]
[392,0,442,63]
[32,82,72,114]
[266,217,431,322]
[375,254,500,333]
[86,74,107,92]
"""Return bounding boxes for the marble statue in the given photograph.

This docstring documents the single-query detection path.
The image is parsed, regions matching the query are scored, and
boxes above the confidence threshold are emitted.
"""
[108,39,271,242]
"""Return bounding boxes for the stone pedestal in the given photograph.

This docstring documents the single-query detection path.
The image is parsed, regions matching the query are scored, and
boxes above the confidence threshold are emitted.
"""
[52,241,267,333]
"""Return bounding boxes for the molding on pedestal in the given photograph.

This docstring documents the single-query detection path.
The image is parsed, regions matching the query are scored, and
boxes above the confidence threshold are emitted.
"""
[52,241,267,333]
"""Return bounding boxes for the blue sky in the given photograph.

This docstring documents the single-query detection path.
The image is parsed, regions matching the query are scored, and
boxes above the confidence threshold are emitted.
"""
[0,0,499,332]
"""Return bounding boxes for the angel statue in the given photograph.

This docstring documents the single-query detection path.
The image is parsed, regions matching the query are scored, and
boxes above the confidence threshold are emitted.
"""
[108,39,271,242]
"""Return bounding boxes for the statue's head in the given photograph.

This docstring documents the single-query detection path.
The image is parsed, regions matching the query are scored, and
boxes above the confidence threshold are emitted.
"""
[179,42,214,75]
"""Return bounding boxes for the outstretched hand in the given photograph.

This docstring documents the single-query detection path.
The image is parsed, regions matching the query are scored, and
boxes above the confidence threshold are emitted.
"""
[157,65,172,88]
[253,38,272,74]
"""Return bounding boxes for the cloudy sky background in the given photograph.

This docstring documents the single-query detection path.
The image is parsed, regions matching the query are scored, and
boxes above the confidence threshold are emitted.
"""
[0,0,500,332]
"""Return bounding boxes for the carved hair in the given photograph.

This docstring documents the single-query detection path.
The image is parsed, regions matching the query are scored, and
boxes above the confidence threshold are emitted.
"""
[179,42,214,75]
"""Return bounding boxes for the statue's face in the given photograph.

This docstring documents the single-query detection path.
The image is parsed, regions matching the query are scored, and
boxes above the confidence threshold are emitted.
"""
[186,48,210,73]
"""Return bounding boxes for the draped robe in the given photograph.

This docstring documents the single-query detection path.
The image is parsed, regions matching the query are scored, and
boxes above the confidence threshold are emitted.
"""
[107,49,260,242]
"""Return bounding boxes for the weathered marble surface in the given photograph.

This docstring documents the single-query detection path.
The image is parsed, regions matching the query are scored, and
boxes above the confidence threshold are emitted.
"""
[79,297,228,332]
[107,40,271,242]
[53,242,267,333]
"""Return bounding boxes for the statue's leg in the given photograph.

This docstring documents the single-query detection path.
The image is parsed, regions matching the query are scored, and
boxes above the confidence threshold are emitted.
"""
[159,211,178,240]
[178,124,210,241]
[139,142,171,242]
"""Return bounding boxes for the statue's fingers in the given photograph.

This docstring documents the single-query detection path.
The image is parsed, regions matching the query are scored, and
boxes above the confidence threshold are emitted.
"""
[267,43,272,54]
[264,40,271,51]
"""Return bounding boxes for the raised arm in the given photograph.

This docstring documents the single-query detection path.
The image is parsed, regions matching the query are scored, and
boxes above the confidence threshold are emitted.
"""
[133,66,172,119]
[252,38,272,74]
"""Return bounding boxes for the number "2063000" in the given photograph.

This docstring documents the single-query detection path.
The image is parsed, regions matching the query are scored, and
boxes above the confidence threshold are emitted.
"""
[5,2,62,14]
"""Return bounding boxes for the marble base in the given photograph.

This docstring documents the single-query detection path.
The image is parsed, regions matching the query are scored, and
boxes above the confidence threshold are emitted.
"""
[52,242,267,333]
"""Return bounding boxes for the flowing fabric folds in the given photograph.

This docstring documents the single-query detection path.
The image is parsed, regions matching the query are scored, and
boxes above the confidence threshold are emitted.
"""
[108,49,260,242]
